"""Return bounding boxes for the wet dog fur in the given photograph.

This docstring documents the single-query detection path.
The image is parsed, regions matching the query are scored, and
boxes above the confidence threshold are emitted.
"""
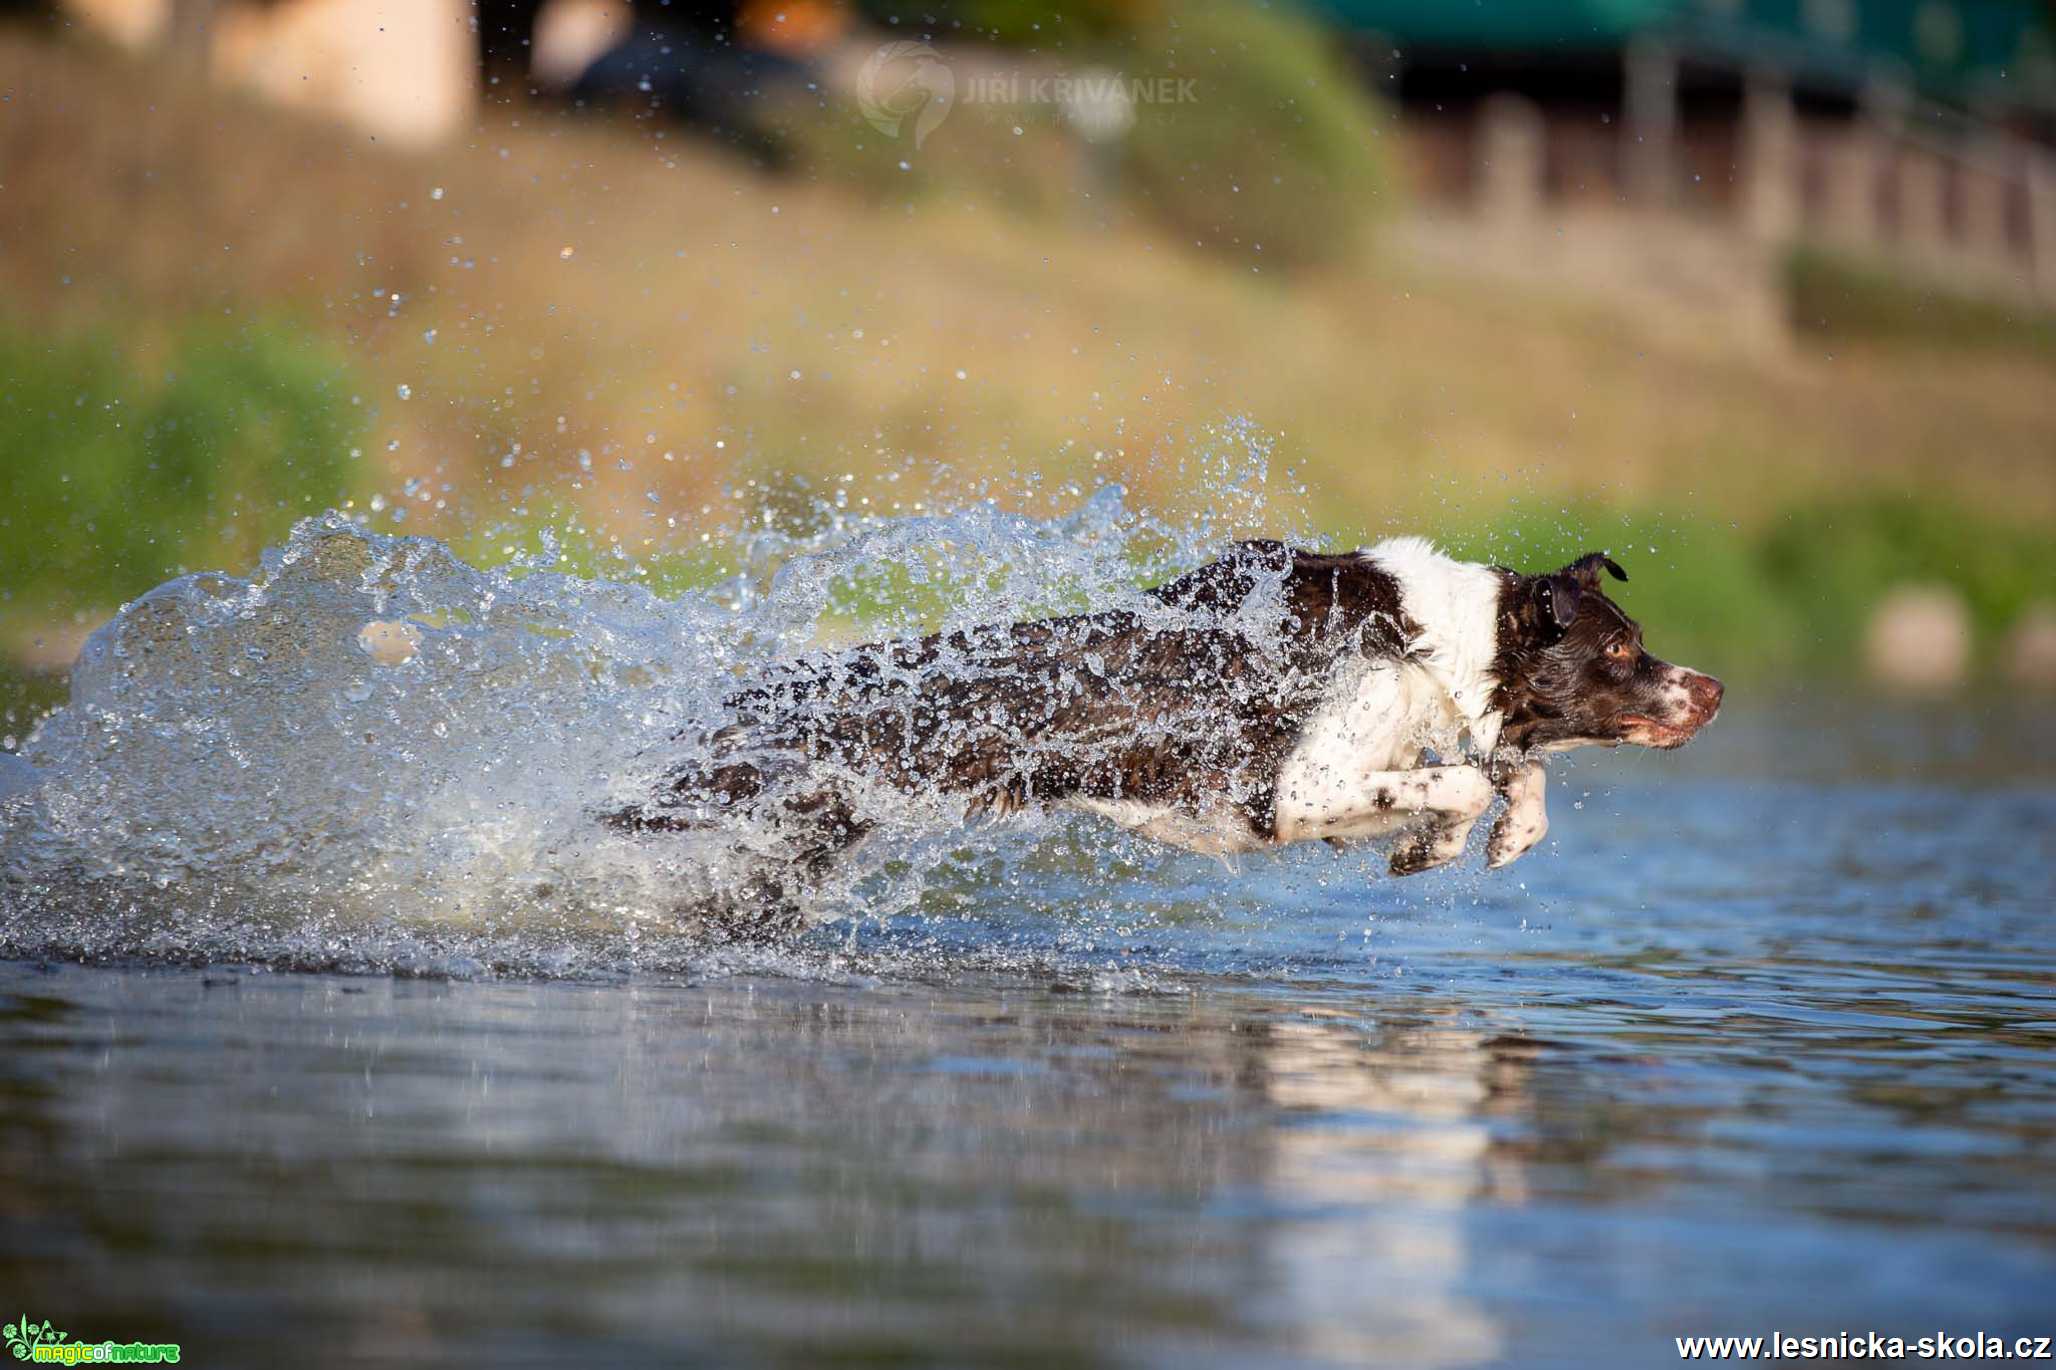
[609,538,1723,932]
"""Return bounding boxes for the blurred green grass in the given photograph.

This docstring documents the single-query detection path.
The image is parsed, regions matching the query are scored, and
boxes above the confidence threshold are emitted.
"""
[787,0,1390,269]
[1118,0,1392,269]
[1436,497,2050,679]
[0,320,365,624]
[1787,245,2056,358]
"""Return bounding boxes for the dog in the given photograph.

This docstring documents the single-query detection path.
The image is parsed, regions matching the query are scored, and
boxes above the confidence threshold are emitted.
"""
[610,537,1722,924]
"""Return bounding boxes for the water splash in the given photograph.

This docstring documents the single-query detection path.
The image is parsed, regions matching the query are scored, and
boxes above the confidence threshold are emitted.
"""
[2,431,1325,976]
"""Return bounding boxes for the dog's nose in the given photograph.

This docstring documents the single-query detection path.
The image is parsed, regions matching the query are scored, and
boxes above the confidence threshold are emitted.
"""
[1689,673,1724,716]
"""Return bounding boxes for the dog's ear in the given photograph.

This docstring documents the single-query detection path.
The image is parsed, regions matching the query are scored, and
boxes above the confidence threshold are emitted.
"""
[1531,573,1581,631]
[1562,552,1627,588]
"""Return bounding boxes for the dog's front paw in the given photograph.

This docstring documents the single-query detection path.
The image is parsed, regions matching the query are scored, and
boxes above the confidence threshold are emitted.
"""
[1485,762,1548,869]
[1484,811,1546,869]
[1388,842,1444,877]
[1389,818,1475,876]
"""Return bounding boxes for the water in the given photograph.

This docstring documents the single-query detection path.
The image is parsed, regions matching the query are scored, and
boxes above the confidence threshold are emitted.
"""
[2,509,2053,1366]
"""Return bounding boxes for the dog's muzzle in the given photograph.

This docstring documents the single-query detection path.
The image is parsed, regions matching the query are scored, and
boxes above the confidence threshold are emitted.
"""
[1620,668,1724,748]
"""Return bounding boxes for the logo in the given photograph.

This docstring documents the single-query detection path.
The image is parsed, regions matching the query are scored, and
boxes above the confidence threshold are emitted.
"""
[4,1318,65,1362]
[3,1318,178,1365]
[857,42,955,149]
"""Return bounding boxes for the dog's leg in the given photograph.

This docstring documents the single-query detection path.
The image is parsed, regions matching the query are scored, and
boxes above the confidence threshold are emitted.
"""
[1278,763,1494,874]
[1386,764,1496,876]
[1485,761,1549,869]
[689,788,874,942]
[706,871,810,944]
[1389,819,1479,875]
[602,759,766,833]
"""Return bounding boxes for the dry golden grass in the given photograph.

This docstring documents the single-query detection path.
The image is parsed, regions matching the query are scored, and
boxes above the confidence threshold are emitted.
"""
[3,26,2051,551]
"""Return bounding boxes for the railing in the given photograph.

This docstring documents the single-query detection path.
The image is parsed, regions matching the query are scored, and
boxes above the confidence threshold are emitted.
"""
[1455,79,2056,300]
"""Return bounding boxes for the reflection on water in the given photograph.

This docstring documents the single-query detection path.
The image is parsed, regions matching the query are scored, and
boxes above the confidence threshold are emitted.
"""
[2,703,2053,1367]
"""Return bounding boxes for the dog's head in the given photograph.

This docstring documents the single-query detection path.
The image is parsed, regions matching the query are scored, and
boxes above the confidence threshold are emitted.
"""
[1492,552,1723,754]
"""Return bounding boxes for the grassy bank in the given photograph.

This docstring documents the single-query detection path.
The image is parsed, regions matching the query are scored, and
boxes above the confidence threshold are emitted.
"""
[0,26,2051,727]
[0,482,2038,739]
[0,321,365,637]
[1436,496,2049,680]
[4,29,2051,536]
[1786,245,2056,358]
[792,0,1393,271]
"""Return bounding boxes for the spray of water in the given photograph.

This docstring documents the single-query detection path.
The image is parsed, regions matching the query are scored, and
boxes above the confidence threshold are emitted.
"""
[2,426,1344,976]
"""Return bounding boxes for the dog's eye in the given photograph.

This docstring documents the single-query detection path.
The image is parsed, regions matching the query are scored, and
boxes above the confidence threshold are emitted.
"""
[1605,640,1636,663]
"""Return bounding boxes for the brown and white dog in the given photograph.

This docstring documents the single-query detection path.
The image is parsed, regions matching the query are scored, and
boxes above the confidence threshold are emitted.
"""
[612,537,1722,909]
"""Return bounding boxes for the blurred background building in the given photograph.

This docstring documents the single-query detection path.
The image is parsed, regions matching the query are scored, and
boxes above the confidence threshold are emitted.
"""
[46,0,2056,287]
[1325,0,2056,304]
